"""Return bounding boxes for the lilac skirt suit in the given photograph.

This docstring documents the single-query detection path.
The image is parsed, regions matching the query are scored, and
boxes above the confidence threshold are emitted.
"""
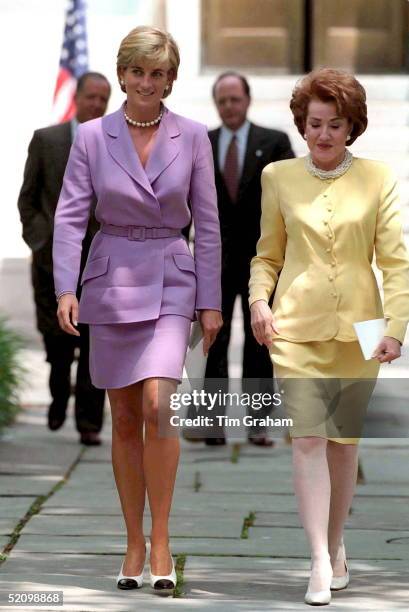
[53,106,221,389]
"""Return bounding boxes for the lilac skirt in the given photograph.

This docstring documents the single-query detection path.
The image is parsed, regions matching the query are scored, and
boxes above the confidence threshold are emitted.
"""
[89,315,191,389]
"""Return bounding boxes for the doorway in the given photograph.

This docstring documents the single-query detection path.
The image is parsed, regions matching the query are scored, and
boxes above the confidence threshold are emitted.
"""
[202,0,409,73]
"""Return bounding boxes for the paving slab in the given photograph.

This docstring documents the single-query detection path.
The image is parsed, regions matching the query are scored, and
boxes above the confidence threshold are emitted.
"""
[351,496,409,518]
[0,578,192,612]
[0,553,121,576]
[23,515,243,538]
[0,475,60,497]
[0,497,37,519]
[0,518,16,535]
[248,527,409,560]
[40,489,298,514]
[198,471,293,494]
[11,534,309,557]
[182,556,409,609]
[254,510,409,531]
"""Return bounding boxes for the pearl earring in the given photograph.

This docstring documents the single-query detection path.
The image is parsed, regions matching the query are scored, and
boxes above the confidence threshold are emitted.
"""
[165,84,170,91]
[120,80,125,86]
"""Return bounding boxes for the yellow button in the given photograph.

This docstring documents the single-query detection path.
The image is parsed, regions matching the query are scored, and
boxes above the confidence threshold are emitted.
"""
[332,293,337,298]
[324,221,328,225]
[330,262,336,267]
[326,248,331,253]
[323,194,328,198]
[329,276,334,281]
[327,207,332,212]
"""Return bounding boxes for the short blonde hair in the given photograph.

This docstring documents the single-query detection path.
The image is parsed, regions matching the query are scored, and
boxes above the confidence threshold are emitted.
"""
[116,26,180,97]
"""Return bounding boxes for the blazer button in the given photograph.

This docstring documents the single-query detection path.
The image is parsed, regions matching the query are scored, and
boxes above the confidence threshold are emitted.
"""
[330,262,336,267]
[324,221,328,225]
[328,276,334,281]
[326,248,331,253]
[332,293,337,298]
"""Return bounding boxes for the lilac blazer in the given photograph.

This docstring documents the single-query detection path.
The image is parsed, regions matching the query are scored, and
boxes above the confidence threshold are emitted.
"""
[53,105,222,324]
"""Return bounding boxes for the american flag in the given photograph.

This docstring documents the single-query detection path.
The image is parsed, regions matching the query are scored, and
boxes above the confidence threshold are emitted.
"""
[52,0,89,123]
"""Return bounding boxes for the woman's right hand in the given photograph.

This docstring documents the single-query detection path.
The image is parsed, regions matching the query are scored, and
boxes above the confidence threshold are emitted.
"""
[250,299,278,348]
[57,294,80,336]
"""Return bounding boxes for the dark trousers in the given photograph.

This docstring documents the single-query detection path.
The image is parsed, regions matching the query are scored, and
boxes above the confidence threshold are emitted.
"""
[43,324,105,433]
[204,272,274,435]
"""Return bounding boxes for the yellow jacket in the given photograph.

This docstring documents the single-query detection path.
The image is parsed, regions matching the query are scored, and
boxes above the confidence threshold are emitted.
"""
[249,157,409,343]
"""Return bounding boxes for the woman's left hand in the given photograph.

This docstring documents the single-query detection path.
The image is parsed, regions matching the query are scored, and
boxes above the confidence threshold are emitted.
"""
[198,310,223,356]
[372,336,401,363]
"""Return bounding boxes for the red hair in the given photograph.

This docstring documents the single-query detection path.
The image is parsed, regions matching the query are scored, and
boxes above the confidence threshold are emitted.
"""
[290,68,367,144]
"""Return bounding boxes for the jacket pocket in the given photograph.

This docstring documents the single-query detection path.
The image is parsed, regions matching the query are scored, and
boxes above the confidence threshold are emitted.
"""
[173,254,196,274]
[81,255,109,284]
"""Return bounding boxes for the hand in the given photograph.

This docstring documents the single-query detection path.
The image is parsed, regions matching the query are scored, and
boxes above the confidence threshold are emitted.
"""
[198,309,223,356]
[250,300,278,349]
[57,294,80,336]
[372,336,401,363]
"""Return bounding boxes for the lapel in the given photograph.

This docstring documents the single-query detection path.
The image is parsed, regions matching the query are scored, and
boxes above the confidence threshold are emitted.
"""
[59,122,73,165]
[239,123,260,194]
[145,107,181,185]
[209,129,221,177]
[102,106,156,199]
[46,123,72,192]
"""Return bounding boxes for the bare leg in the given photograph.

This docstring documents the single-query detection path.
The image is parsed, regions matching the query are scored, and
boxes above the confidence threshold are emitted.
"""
[327,441,358,576]
[142,377,180,575]
[108,384,146,575]
[292,437,333,591]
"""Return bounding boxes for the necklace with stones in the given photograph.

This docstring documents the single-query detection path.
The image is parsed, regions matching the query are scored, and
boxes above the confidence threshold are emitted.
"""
[306,149,353,180]
[124,104,163,128]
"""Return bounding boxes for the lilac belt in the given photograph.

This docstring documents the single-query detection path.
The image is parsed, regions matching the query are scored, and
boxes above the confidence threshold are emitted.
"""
[100,223,181,242]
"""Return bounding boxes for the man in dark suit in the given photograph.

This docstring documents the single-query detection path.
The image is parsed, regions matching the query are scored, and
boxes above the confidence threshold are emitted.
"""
[17,72,111,445]
[204,71,295,446]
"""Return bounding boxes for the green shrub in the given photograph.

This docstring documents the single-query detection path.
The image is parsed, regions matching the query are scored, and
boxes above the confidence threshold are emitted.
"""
[0,317,24,432]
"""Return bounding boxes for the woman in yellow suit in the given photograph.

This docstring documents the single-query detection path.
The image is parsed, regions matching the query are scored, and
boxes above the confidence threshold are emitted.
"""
[249,68,409,606]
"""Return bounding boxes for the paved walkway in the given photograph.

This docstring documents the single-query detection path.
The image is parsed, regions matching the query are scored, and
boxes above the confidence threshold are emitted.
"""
[1,259,409,610]
[0,371,408,610]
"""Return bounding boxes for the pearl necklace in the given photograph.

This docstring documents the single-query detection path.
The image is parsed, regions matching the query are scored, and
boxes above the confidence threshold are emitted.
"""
[124,105,163,128]
[306,150,353,180]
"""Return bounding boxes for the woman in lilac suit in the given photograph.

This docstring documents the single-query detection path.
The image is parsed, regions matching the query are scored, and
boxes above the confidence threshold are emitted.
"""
[53,26,222,591]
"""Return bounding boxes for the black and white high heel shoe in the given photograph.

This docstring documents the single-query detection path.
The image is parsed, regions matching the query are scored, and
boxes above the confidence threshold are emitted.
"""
[150,555,177,590]
[116,559,144,590]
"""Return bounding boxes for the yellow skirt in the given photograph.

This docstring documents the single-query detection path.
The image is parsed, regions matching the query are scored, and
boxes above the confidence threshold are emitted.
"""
[271,339,380,444]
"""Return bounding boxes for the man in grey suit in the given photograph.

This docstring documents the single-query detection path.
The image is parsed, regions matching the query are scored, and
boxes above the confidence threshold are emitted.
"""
[18,72,111,445]
[205,72,294,446]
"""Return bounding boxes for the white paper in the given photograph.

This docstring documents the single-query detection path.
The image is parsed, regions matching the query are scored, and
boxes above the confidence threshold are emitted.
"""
[183,322,207,388]
[353,318,386,360]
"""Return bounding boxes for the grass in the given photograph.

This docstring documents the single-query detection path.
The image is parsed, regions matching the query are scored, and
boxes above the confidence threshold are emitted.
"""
[0,317,25,433]
[241,511,256,539]
[173,553,186,598]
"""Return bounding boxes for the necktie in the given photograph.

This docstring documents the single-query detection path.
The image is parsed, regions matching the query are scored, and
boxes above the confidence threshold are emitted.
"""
[223,135,239,203]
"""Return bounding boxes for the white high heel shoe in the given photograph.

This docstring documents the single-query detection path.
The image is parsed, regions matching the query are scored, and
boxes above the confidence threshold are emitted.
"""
[150,555,177,590]
[116,560,144,590]
[304,588,332,606]
[331,542,349,591]
[330,561,349,591]
[304,560,332,606]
